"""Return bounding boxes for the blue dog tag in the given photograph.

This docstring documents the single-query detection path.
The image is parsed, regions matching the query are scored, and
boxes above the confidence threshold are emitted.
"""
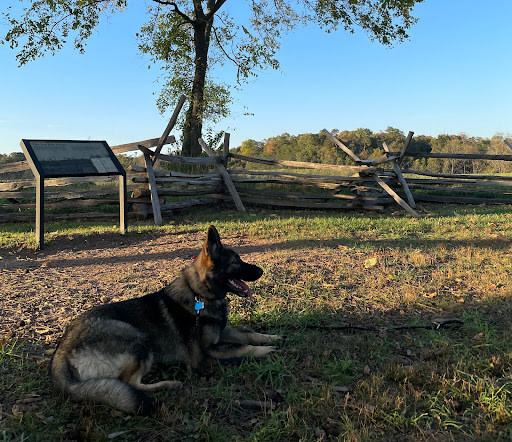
[195,300,204,311]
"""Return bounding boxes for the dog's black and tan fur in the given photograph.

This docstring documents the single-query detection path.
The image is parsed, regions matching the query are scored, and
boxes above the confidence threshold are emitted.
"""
[50,226,281,414]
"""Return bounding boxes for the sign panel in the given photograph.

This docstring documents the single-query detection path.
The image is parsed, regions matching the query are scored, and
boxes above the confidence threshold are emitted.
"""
[19,139,127,249]
[20,139,124,178]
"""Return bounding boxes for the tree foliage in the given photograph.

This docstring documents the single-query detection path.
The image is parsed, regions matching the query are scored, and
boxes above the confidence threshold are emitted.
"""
[1,0,425,155]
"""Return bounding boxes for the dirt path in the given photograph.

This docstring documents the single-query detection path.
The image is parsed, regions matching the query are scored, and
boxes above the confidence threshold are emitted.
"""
[0,230,270,350]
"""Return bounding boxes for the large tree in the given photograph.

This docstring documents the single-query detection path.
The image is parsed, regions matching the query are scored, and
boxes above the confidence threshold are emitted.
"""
[1,0,424,156]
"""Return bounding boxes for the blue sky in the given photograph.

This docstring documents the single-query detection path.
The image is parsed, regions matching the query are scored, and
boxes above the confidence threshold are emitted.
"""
[1,0,511,156]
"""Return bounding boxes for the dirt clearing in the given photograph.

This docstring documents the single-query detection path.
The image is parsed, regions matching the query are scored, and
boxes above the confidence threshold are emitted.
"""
[0,230,274,350]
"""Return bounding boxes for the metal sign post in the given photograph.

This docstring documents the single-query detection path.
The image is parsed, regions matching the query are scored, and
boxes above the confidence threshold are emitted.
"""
[20,139,127,249]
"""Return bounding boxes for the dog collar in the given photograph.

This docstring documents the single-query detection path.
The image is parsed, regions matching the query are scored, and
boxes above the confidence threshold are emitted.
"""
[194,296,204,330]
[194,296,204,312]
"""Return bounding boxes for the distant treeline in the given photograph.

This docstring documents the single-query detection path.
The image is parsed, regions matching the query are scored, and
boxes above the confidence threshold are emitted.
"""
[233,127,512,174]
[0,152,25,164]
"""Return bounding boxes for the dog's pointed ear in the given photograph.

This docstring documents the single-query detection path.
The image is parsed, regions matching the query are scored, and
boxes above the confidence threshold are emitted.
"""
[204,225,222,261]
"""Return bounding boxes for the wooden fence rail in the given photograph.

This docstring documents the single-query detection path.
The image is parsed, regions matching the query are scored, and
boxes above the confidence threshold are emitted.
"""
[402,169,512,181]
[392,138,512,206]
[404,152,512,161]
[225,152,391,212]
[229,152,374,173]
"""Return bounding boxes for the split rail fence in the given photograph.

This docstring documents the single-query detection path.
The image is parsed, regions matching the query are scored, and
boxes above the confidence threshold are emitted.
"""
[400,139,512,205]
[1,128,512,224]
[0,137,174,223]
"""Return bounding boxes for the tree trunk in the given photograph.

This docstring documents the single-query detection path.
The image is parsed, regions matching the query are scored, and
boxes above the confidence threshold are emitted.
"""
[182,7,213,157]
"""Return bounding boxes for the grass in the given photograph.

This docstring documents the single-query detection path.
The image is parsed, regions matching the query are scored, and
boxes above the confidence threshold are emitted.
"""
[2,205,512,440]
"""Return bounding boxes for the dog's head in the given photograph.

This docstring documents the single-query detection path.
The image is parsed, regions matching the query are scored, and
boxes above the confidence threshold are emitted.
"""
[196,225,263,301]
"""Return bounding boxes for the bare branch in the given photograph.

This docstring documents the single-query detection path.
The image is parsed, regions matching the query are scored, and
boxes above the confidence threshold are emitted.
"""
[206,0,228,20]
[150,0,194,24]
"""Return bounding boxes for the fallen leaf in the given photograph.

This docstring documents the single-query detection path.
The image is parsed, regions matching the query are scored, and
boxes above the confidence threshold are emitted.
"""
[472,332,485,341]
[364,257,378,269]
[11,405,23,419]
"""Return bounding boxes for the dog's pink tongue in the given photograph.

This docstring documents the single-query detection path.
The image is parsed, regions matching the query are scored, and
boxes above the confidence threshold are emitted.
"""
[227,279,255,302]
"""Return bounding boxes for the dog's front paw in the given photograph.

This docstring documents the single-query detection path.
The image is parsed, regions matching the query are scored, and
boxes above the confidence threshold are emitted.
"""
[163,380,183,390]
[265,334,286,343]
[252,345,278,358]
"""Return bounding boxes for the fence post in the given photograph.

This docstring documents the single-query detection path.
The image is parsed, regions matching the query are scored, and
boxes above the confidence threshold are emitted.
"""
[139,146,163,226]
[399,131,414,161]
[35,175,44,249]
[322,129,362,163]
[372,174,419,218]
[223,132,230,167]
[383,141,416,209]
[152,94,186,165]
[198,138,246,212]
[119,174,127,234]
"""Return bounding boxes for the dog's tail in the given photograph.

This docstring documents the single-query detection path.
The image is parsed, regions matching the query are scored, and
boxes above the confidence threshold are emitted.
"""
[49,352,155,414]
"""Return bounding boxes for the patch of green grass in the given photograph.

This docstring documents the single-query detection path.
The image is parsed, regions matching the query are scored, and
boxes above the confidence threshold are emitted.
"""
[2,203,512,249]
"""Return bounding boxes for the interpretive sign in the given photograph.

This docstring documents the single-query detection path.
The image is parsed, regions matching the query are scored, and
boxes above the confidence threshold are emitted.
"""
[20,140,123,177]
[20,139,127,249]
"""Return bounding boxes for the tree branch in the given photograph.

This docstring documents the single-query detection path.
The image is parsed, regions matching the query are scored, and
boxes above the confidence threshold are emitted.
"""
[212,25,243,84]
[206,0,227,20]
[151,0,194,24]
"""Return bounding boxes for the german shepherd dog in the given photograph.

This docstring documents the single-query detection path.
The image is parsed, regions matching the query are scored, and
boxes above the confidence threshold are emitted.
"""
[50,225,282,414]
